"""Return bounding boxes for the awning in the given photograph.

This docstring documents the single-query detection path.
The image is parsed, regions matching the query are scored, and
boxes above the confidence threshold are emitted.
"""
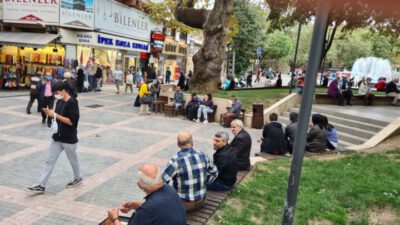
[0,32,59,49]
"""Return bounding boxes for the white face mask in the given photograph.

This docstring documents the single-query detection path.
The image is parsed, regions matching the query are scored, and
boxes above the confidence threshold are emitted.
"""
[55,94,63,100]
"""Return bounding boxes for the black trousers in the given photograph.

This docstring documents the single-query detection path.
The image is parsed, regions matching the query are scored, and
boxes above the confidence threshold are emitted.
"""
[26,92,40,113]
[41,96,54,124]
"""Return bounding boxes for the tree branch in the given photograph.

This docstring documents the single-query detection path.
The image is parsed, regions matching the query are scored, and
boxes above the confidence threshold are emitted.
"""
[175,7,210,29]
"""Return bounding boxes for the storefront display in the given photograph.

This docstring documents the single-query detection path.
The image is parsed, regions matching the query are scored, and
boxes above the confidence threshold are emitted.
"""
[0,45,65,89]
[159,37,188,80]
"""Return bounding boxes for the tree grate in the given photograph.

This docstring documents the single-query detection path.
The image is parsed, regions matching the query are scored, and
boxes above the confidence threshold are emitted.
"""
[85,104,104,108]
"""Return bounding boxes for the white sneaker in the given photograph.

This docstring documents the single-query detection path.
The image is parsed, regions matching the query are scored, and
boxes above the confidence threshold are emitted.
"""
[203,120,208,124]
[195,119,200,123]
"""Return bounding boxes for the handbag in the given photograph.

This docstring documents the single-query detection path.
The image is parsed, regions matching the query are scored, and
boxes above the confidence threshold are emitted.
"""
[51,113,58,134]
[140,94,153,104]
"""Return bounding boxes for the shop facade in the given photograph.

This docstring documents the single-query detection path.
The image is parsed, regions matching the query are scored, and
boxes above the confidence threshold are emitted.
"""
[0,33,64,89]
[59,29,150,78]
[159,37,189,81]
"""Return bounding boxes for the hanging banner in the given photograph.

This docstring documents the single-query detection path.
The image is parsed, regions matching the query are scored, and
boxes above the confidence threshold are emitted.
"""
[3,0,60,25]
[94,0,160,41]
[60,0,94,29]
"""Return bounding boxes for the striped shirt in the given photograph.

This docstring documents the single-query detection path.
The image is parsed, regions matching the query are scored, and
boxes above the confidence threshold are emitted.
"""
[162,148,218,202]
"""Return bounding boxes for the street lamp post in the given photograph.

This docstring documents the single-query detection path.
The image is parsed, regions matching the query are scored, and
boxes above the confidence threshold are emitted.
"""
[282,0,332,224]
[288,21,302,94]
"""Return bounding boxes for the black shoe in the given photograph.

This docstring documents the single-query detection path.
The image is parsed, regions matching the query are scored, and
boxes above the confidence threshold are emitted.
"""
[347,102,353,106]
[27,185,45,193]
[66,178,82,188]
[27,111,31,115]
[47,123,51,128]
[42,118,46,124]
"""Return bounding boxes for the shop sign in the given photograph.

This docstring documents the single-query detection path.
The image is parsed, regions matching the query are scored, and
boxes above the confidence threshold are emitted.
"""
[151,33,165,41]
[60,29,150,52]
[60,0,94,29]
[163,38,188,56]
[94,0,160,41]
[3,0,59,25]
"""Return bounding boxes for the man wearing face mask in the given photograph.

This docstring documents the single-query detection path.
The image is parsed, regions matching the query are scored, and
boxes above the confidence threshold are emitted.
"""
[39,73,55,127]
[28,82,81,194]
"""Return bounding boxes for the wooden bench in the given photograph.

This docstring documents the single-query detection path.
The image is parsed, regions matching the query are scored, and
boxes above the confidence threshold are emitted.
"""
[198,105,218,122]
[164,99,186,117]
[220,108,246,125]
[314,93,395,106]
[154,96,168,113]
[186,170,250,225]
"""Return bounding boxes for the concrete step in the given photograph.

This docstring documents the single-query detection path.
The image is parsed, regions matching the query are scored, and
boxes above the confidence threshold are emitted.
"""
[280,124,358,149]
[279,113,376,139]
[280,119,367,146]
[288,108,384,133]
[311,105,389,127]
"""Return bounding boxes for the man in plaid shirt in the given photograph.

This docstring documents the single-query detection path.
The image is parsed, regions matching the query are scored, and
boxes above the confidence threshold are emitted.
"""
[162,131,218,211]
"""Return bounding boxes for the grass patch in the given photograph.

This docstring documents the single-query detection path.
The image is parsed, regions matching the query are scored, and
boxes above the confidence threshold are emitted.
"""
[209,150,400,225]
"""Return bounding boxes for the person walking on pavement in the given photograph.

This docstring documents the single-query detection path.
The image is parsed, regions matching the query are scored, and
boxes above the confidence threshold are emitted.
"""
[246,71,253,87]
[135,67,143,88]
[26,72,42,114]
[95,64,103,92]
[114,65,123,94]
[40,73,55,127]
[28,82,82,193]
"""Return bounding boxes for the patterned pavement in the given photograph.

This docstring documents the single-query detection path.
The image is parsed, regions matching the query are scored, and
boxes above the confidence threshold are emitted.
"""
[0,87,261,225]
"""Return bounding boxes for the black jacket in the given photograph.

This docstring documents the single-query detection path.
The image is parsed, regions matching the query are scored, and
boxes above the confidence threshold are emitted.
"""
[261,122,286,154]
[214,145,238,187]
[386,81,400,94]
[230,129,252,171]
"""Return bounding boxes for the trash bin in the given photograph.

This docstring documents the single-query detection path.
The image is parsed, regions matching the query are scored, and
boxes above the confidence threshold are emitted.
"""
[252,103,264,129]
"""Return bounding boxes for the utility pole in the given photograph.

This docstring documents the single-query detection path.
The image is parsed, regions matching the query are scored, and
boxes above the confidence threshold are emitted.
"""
[288,21,302,94]
[282,0,332,224]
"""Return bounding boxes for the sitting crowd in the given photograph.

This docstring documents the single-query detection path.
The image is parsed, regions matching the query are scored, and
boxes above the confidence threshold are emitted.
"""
[105,119,252,224]
[258,112,339,155]
[327,76,400,106]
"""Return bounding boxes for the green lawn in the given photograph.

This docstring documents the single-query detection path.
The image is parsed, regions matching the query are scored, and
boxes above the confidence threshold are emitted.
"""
[208,150,400,225]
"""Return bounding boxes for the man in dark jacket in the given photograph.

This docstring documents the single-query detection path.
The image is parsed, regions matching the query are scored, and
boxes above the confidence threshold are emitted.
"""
[285,112,298,154]
[259,113,286,155]
[230,119,252,171]
[207,131,238,191]
[385,78,400,105]
[26,73,42,114]
[178,71,186,88]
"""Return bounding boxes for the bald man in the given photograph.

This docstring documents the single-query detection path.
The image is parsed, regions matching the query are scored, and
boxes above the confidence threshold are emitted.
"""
[162,131,218,211]
[107,164,186,225]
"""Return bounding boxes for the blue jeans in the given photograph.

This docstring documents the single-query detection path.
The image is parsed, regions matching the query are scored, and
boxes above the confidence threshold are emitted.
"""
[197,107,213,120]
[207,181,232,191]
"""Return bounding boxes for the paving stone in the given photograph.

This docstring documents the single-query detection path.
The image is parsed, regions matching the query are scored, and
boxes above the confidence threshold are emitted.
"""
[0,113,27,126]
[79,129,165,154]
[0,200,26,220]
[2,123,57,140]
[0,150,119,195]
[0,97,28,107]
[32,213,97,225]
[76,164,144,208]
[79,110,134,125]
[0,140,31,156]
[126,116,194,133]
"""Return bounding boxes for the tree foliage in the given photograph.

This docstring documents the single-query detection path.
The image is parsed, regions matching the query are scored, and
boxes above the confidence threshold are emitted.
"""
[232,0,267,76]
[266,0,400,69]
[265,31,292,60]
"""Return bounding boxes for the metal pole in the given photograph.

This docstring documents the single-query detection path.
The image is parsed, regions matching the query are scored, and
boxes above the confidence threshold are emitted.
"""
[282,1,331,224]
[320,56,327,86]
[233,49,236,78]
[289,21,302,94]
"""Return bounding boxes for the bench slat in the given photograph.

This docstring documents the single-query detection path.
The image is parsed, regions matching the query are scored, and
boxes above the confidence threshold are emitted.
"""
[187,220,204,225]
[187,215,208,223]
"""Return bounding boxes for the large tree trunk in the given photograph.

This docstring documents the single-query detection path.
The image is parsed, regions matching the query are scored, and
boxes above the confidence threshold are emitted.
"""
[190,0,235,93]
